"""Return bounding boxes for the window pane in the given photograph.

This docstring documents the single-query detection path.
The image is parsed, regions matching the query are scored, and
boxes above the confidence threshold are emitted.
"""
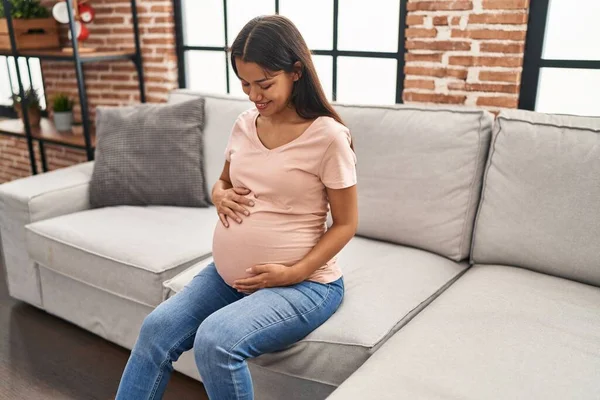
[8,57,31,94]
[28,58,46,110]
[536,68,600,116]
[337,57,397,105]
[182,0,225,47]
[0,57,12,106]
[312,55,333,100]
[228,59,246,97]
[338,0,400,52]
[543,0,600,60]
[186,51,227,94]
[227,0,275,46]
[279,0,333,50]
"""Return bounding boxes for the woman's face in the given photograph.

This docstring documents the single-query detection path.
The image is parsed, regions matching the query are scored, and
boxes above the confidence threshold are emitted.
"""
[235,58,300,117]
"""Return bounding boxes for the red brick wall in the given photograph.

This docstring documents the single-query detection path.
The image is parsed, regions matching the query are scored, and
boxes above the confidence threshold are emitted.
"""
[1,0,531,184]
[404,0,530,109]
[0,0,177,183]
[0,139,85,182]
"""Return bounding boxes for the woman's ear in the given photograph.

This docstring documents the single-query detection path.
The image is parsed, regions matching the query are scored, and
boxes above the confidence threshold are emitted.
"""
[292,61,303,81]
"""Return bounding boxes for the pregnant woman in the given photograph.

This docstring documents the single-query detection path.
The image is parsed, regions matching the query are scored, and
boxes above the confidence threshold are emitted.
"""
[116,15,357,400]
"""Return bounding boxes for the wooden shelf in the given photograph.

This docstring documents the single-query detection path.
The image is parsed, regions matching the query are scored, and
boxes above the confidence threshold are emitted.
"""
[0,118,95,149]
[0,48,135,63]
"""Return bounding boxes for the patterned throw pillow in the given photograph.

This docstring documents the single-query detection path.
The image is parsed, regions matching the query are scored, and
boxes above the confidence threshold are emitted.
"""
[89,98,210,208]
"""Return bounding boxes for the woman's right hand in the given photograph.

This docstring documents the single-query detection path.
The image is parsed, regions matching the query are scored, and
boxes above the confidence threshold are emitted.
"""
[213,187,255,228]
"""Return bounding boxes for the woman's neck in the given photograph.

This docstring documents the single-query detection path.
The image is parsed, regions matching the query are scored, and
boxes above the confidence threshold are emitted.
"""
[262,105,304,126]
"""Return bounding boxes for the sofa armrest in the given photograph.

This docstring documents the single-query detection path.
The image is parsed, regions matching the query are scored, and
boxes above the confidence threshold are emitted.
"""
[0,161,94,307]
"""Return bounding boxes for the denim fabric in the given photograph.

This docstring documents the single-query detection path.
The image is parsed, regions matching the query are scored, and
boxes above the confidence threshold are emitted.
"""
[115,262,344,399]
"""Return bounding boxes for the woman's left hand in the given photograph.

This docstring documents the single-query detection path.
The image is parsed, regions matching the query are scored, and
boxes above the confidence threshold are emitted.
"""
[233,264,300,294]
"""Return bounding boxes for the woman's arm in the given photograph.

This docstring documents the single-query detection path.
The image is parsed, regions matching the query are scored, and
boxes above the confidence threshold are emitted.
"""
[288,185,358,283]
[233,185,357,292]
[212,161,255,227]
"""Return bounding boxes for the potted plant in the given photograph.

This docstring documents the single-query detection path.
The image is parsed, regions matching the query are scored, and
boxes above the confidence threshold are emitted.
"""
[0,0,59,51]
[10,87,42,127]
[52,93,74,132]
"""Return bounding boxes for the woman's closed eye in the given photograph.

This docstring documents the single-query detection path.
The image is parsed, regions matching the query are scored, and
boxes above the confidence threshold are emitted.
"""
[241,81,273,90]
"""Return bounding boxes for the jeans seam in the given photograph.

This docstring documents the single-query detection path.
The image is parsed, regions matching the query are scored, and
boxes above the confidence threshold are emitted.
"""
[227,285,335,399]
[149,328,198,399]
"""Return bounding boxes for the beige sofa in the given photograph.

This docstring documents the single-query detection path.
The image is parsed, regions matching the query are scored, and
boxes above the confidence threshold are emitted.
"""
[1,90,598,399]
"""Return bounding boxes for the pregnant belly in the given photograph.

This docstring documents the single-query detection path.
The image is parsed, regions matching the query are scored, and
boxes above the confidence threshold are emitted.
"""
[212,213,325,286]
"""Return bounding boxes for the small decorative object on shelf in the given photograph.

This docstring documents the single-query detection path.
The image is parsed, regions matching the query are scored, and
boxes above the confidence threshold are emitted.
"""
[0,0,59,50]
[78,2,95,23]
[10,88,42,127]
[53,0,96,53]
[52,93,74,132]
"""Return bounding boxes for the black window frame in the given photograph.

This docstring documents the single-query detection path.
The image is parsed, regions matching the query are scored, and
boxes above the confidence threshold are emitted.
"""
[173,0,408,103]
[519,0,600,111]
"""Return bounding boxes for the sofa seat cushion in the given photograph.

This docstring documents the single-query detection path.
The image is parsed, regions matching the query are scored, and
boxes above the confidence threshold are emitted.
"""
[327,265,600,400]
[25,206,218,307]
[166,236,467,386]
[163,256,214,301]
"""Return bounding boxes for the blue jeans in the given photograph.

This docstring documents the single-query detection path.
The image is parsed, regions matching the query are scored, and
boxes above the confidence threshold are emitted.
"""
[115,262,344,399]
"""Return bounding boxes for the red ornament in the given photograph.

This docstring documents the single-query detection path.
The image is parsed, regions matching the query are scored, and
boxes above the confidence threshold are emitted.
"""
[78,4,95,23]
[67,21,90,42]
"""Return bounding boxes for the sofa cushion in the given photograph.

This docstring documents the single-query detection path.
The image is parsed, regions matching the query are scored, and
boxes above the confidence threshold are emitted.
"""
[336,104,493,261]
[165,236,467,386]
[163,256,214,301]
[327,265,600,400]
[472,109,600,286]
[168,90,252,196]
[90,98,211,208]
[25,206,218,307]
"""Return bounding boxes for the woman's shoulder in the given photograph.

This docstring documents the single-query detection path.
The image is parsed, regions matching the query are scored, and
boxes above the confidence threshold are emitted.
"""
[230,108,259,133]
[315,116,351,143]
[234,108,258,125]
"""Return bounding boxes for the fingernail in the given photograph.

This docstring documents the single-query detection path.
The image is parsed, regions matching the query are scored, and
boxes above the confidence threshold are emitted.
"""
[249,201,255,206]
[245,268,251,272]
[244,211,250,216]
[237,219,242,223]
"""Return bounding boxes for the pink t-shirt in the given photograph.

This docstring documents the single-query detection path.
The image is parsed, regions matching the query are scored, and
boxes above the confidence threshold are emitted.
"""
[212,108,357,286]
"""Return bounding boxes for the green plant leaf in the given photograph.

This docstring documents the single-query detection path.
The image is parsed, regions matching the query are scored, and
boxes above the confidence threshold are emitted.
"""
[52,93,74,112]
[0,0,50,19]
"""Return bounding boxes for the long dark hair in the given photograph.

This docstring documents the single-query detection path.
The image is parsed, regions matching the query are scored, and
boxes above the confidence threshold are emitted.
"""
[230,15,344,127]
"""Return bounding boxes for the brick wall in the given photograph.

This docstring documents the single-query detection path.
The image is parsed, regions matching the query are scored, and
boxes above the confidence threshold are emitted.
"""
[1,0,531,183]
[403,0,529,110]
[0,0,177,183]
[0,139,85,182]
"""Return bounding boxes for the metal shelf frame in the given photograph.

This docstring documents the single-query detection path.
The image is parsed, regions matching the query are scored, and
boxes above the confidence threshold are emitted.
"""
[0,0,146,174]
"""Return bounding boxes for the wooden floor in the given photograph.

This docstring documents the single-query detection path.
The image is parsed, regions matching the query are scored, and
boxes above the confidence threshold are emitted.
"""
[0,259,209,400]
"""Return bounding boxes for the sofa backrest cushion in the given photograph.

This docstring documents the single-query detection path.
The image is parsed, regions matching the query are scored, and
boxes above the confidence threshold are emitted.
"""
[336,104,493,261]
[168,90,493,262]
[472,109,600,286]
[168,90,251,197]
